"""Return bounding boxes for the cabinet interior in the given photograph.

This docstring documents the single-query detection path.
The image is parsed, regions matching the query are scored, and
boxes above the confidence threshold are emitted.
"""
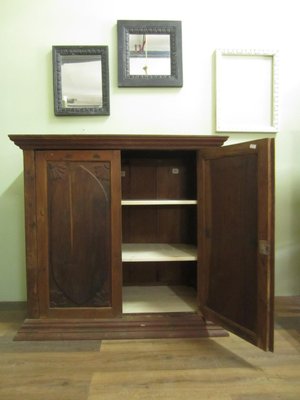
[121,150,198,314]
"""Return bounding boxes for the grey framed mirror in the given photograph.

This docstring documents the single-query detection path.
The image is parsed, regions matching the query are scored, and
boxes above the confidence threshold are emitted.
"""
[117,20,183,87]
[52,46,110,116]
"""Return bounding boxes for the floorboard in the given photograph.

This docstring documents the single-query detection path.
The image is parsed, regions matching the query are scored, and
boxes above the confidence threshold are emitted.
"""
[0,297,299,400]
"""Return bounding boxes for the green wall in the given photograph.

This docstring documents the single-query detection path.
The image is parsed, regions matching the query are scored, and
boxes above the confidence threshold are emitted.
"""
[0,0,299,300]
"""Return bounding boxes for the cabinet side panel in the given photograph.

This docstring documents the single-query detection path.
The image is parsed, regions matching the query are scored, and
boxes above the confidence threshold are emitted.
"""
[23,150,40,318]
[47,161,112,308]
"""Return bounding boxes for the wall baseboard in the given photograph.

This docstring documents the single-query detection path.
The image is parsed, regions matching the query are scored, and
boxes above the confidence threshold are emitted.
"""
[0,302,27,311]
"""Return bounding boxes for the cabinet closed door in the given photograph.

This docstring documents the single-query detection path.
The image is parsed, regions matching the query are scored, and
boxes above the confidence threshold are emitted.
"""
[197,139,274,351]
[35,150,122,318]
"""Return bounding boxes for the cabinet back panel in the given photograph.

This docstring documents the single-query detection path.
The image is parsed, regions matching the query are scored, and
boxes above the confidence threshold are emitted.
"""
[121,151,196,200]
[123,262,197,286]
[122,206,197,243]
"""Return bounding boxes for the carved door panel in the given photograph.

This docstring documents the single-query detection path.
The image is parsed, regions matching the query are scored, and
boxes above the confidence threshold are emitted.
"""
[197,139,274,351]
[36,150,122,318]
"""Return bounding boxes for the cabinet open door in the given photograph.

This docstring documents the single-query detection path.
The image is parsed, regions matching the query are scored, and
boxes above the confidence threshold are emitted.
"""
[198,139,274,351]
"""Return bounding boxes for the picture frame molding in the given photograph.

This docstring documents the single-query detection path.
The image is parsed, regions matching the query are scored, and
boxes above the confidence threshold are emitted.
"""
[52,45,110,116]
[215,48,279,133]
[117,20,183,87]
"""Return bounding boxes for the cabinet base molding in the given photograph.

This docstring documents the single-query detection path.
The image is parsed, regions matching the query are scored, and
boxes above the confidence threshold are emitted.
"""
[14,313,228,341]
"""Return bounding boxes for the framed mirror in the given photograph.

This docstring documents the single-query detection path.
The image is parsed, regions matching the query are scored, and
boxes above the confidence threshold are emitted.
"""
[52,46,110,116]
[117,20,183,87]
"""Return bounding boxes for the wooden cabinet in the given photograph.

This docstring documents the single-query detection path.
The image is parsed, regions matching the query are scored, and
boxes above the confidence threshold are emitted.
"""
[9,135,274,351]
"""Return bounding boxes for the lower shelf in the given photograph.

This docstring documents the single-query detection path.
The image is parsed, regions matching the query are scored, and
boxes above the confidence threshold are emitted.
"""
[122,243,197,262]
[123,285,197,313]
[14,313,228,341]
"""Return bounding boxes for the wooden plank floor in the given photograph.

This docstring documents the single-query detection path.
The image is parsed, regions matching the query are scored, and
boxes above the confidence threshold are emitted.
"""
[0,297,299,400]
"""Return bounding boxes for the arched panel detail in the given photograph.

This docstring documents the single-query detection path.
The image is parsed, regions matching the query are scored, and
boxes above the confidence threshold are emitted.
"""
[48,161,112,307]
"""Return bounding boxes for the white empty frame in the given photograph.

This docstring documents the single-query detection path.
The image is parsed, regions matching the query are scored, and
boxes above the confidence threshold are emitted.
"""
[216,49,279,132]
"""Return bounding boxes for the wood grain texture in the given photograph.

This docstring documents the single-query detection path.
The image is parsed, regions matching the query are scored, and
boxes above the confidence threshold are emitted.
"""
[9,135,274,349]
[22,150,40,318]
[0,297,299,400]
[198,139,274,351]
[34,150,122,319]
[47,160,112,307]
[14,313,226,341]
[9,134,228,150]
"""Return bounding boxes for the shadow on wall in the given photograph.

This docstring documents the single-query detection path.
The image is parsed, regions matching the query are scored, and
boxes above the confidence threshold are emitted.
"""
[275,133,300,296]
[291,139,300,244]
[0,173,27,301]
[275,201,300,294]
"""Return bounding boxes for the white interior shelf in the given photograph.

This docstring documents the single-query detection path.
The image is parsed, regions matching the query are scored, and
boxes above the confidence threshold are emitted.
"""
[121,199,197,206]
[122,243,197,262]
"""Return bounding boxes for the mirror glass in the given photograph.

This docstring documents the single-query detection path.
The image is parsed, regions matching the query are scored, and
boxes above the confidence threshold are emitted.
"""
[118,20,183,87]
[52,46,110,116]
[61,55,103,108]
[129,34,171,76]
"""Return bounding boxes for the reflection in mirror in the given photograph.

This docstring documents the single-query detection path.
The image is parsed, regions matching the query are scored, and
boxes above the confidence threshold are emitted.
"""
[118,20,182,87]
[61,55,103,108]
[52,46,110,116]
[129,34,171,76]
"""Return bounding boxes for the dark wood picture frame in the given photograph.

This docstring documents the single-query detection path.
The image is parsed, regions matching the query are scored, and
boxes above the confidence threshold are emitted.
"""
[52,45,110,116]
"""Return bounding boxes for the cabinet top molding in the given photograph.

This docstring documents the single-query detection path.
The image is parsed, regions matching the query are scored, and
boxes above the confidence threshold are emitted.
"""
[9,134,228,150]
